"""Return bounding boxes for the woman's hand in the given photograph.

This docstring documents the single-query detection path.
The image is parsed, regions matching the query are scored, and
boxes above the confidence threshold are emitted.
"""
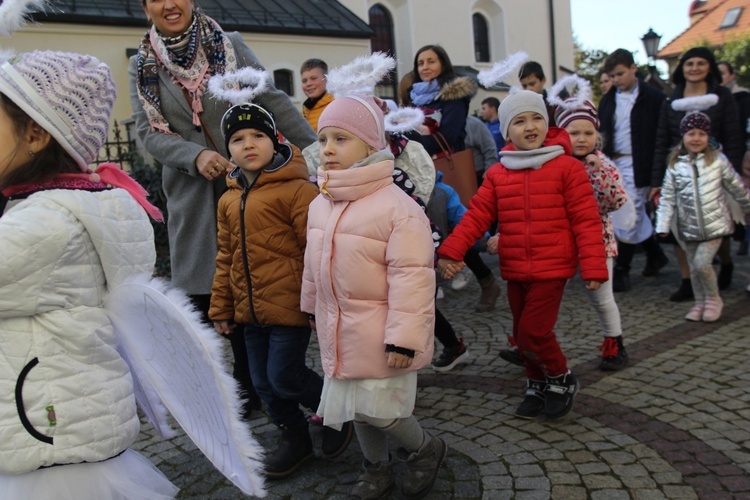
[196,150,233,181]
[387,351,414,369]
[585,154,602,171]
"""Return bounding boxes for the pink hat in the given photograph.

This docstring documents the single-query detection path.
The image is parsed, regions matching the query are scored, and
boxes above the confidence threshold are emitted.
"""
[317,94,387,150]
[555,99,599,130]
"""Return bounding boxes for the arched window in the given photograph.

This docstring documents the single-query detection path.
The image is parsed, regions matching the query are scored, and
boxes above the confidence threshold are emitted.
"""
[473,13,490,62]
[273,69,294,96]
[368,4,397,99]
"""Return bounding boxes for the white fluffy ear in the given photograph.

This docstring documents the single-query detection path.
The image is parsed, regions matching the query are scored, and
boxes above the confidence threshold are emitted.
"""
[326,52,396,97]
[208,67,270,105]
[0,0,48,36]
[671,94,719,112]
[547,74,591,109]
[384,107,425,133]
[477,51,529,89]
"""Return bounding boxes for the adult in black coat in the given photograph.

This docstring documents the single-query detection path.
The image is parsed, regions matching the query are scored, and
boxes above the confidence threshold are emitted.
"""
[651,47,743,300]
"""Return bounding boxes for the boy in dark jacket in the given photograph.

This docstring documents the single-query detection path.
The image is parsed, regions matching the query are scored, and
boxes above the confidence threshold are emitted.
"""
[437,91,608,421]
[598,48,669,292]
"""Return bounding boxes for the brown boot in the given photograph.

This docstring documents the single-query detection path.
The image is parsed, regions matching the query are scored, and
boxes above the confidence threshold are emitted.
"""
[475,274,501,312]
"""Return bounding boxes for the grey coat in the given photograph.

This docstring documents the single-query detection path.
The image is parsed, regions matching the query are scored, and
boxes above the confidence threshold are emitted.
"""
[128,32,316,294]
[464,115,499,173]
[655,153,750,242]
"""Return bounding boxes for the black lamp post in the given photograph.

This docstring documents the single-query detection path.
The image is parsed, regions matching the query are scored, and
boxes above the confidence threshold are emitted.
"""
[641,28,663,88]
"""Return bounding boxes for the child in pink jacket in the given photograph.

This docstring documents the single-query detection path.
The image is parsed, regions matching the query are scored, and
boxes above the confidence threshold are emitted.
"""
[301,94,445,499]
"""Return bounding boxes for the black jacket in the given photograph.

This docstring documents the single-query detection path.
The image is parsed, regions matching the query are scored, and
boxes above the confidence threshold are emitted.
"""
[599,79,666,188]
[652,83,743,186]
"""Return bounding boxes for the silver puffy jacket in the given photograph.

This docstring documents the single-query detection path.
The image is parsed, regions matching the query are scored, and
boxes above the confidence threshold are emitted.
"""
[655,153,750,241]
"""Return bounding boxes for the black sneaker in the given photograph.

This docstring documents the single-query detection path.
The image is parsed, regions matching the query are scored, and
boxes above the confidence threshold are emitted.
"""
[599,336,628,371]
[499,348,524,367]
[642,253,668,277]
[543,371,579,420]
[514,379,547,419]
[432,338,470,372]
[612,268,631,292]
[670,279,694,302]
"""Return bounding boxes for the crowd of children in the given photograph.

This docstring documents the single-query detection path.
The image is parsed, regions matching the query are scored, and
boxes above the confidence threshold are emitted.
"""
[5,9,750,493]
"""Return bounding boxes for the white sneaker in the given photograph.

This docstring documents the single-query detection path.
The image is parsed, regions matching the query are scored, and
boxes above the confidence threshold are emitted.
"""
[436,287,445,299]
[451,268,470,291]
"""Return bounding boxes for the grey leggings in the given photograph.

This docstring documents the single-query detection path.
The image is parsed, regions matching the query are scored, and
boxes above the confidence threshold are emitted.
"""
[682,238,722,301]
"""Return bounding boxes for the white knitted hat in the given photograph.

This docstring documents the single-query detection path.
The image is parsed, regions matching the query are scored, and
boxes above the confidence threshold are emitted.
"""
[0,51,116,170]
[497,90,548,139]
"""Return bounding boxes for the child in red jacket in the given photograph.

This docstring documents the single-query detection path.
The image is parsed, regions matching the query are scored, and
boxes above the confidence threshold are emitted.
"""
[437,90,608,420]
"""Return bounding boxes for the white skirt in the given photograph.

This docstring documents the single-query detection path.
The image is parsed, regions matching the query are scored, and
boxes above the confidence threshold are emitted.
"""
[0,449,178,500]
[317,372,418,431]
[613,156,654,244]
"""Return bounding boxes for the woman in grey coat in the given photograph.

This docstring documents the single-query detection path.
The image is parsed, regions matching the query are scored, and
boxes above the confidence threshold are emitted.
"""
[129,0,316,418]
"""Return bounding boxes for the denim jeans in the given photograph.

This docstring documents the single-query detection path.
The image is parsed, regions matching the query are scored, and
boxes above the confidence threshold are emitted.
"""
[244,324,323,429]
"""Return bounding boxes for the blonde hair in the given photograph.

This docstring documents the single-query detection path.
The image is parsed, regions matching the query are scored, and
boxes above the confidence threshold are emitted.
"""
[667,139,717,168]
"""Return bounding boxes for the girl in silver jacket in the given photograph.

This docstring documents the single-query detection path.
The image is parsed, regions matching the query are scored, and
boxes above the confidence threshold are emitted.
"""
[656,110,750,323]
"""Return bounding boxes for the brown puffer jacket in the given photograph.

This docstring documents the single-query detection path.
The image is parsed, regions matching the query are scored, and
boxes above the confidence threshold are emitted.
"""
[209,143,318,327]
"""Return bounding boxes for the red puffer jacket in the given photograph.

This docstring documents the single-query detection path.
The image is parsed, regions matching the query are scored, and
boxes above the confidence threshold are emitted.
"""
[438,127,608,283]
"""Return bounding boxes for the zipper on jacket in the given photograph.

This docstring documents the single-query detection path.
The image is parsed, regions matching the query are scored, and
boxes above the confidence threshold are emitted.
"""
[691,161,706,240]
[524,171,532,279]
[240,185,260,326]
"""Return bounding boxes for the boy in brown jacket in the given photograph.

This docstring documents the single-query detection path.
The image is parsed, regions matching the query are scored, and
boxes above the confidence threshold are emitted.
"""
[209,103,352,479]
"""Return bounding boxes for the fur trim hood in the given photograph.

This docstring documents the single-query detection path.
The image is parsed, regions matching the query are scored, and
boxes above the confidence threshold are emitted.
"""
[438,76,478,102]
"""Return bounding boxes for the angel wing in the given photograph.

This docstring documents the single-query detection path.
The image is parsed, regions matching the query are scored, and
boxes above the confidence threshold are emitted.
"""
[104,276,266,498]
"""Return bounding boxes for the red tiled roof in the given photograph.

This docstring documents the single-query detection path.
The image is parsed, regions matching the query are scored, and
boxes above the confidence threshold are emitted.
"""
[658,0,750,58]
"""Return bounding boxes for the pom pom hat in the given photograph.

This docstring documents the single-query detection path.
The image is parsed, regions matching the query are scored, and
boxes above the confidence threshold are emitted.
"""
[555,99,600,130]
[497,90,548,139]
[220,103,279,153]
[680,111,711,135]
[0,50,116,170]
[317,94,387,150]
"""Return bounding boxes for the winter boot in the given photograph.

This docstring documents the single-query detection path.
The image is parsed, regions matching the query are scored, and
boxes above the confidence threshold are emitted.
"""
[264,425,313,479]
[670,278,694,302]
[718,262,734,290]
[398,433,448,498]
[322,420,354,458]
[702,297,723,322]
[599,336,628,371]
[514,379,547,419]
[475,274,501,312]
[543,371,579,420]
[348,458,394,500]
[685,301,704,322]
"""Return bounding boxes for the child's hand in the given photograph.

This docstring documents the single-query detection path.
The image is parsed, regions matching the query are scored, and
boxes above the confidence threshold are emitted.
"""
[387,351,414,369]
[585,154,602,171]
[585,281,601,291]
[437,258,465,279]
[486,234,499,255]
[648,187,661,202]
[213,320,235,335]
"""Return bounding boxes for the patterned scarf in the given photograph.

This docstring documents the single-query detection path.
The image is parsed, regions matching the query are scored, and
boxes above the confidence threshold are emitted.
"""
[135,11,239,134]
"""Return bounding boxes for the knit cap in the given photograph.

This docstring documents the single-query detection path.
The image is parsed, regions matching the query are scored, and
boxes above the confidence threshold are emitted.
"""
[497,90,548,139]
[680,111,711,135]
[317,94,387,150]
[555,99,599,130]
[220,103,279,153]
[0,51,116,170]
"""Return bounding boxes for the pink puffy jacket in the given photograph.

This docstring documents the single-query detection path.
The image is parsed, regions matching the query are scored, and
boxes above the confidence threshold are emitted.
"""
[301,159,436,380]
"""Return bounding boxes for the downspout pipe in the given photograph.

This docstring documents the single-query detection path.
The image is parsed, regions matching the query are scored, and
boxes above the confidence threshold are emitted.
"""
[549,0,557,81]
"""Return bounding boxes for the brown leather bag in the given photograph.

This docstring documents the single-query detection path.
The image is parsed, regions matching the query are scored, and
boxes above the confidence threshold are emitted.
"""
[431,132,477,207]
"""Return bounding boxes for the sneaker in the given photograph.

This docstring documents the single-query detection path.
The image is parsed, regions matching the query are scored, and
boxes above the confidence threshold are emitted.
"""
[612,268,631,292]
[599,336,628,371]
[685,302,704,322]
[543,371,579,420]
[432,338,469,372]
[514,379,547,419]
[436,287,444,300]
[702,297,723,322]
[499,348,524,367]
[642,253,668,277]
[670,279,694,302]
[450,268,471,291]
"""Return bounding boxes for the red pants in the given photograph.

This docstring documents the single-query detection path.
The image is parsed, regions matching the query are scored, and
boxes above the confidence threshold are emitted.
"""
[507,280,568,380]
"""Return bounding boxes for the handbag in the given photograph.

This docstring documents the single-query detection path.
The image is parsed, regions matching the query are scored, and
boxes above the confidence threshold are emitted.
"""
[431,132,477,207]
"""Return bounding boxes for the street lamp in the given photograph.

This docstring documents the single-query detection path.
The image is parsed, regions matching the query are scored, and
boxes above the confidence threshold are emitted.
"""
[641,28,662,64]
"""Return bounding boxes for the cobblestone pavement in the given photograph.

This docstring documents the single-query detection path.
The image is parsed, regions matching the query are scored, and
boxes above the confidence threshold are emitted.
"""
[133,250,750,499]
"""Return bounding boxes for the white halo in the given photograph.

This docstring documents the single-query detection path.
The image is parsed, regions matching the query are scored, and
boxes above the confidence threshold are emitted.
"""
[547,74,591,109]
[326,52,396,97]
[477,51,529,89]
[384,107,425,133]
[208,67,270,105]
